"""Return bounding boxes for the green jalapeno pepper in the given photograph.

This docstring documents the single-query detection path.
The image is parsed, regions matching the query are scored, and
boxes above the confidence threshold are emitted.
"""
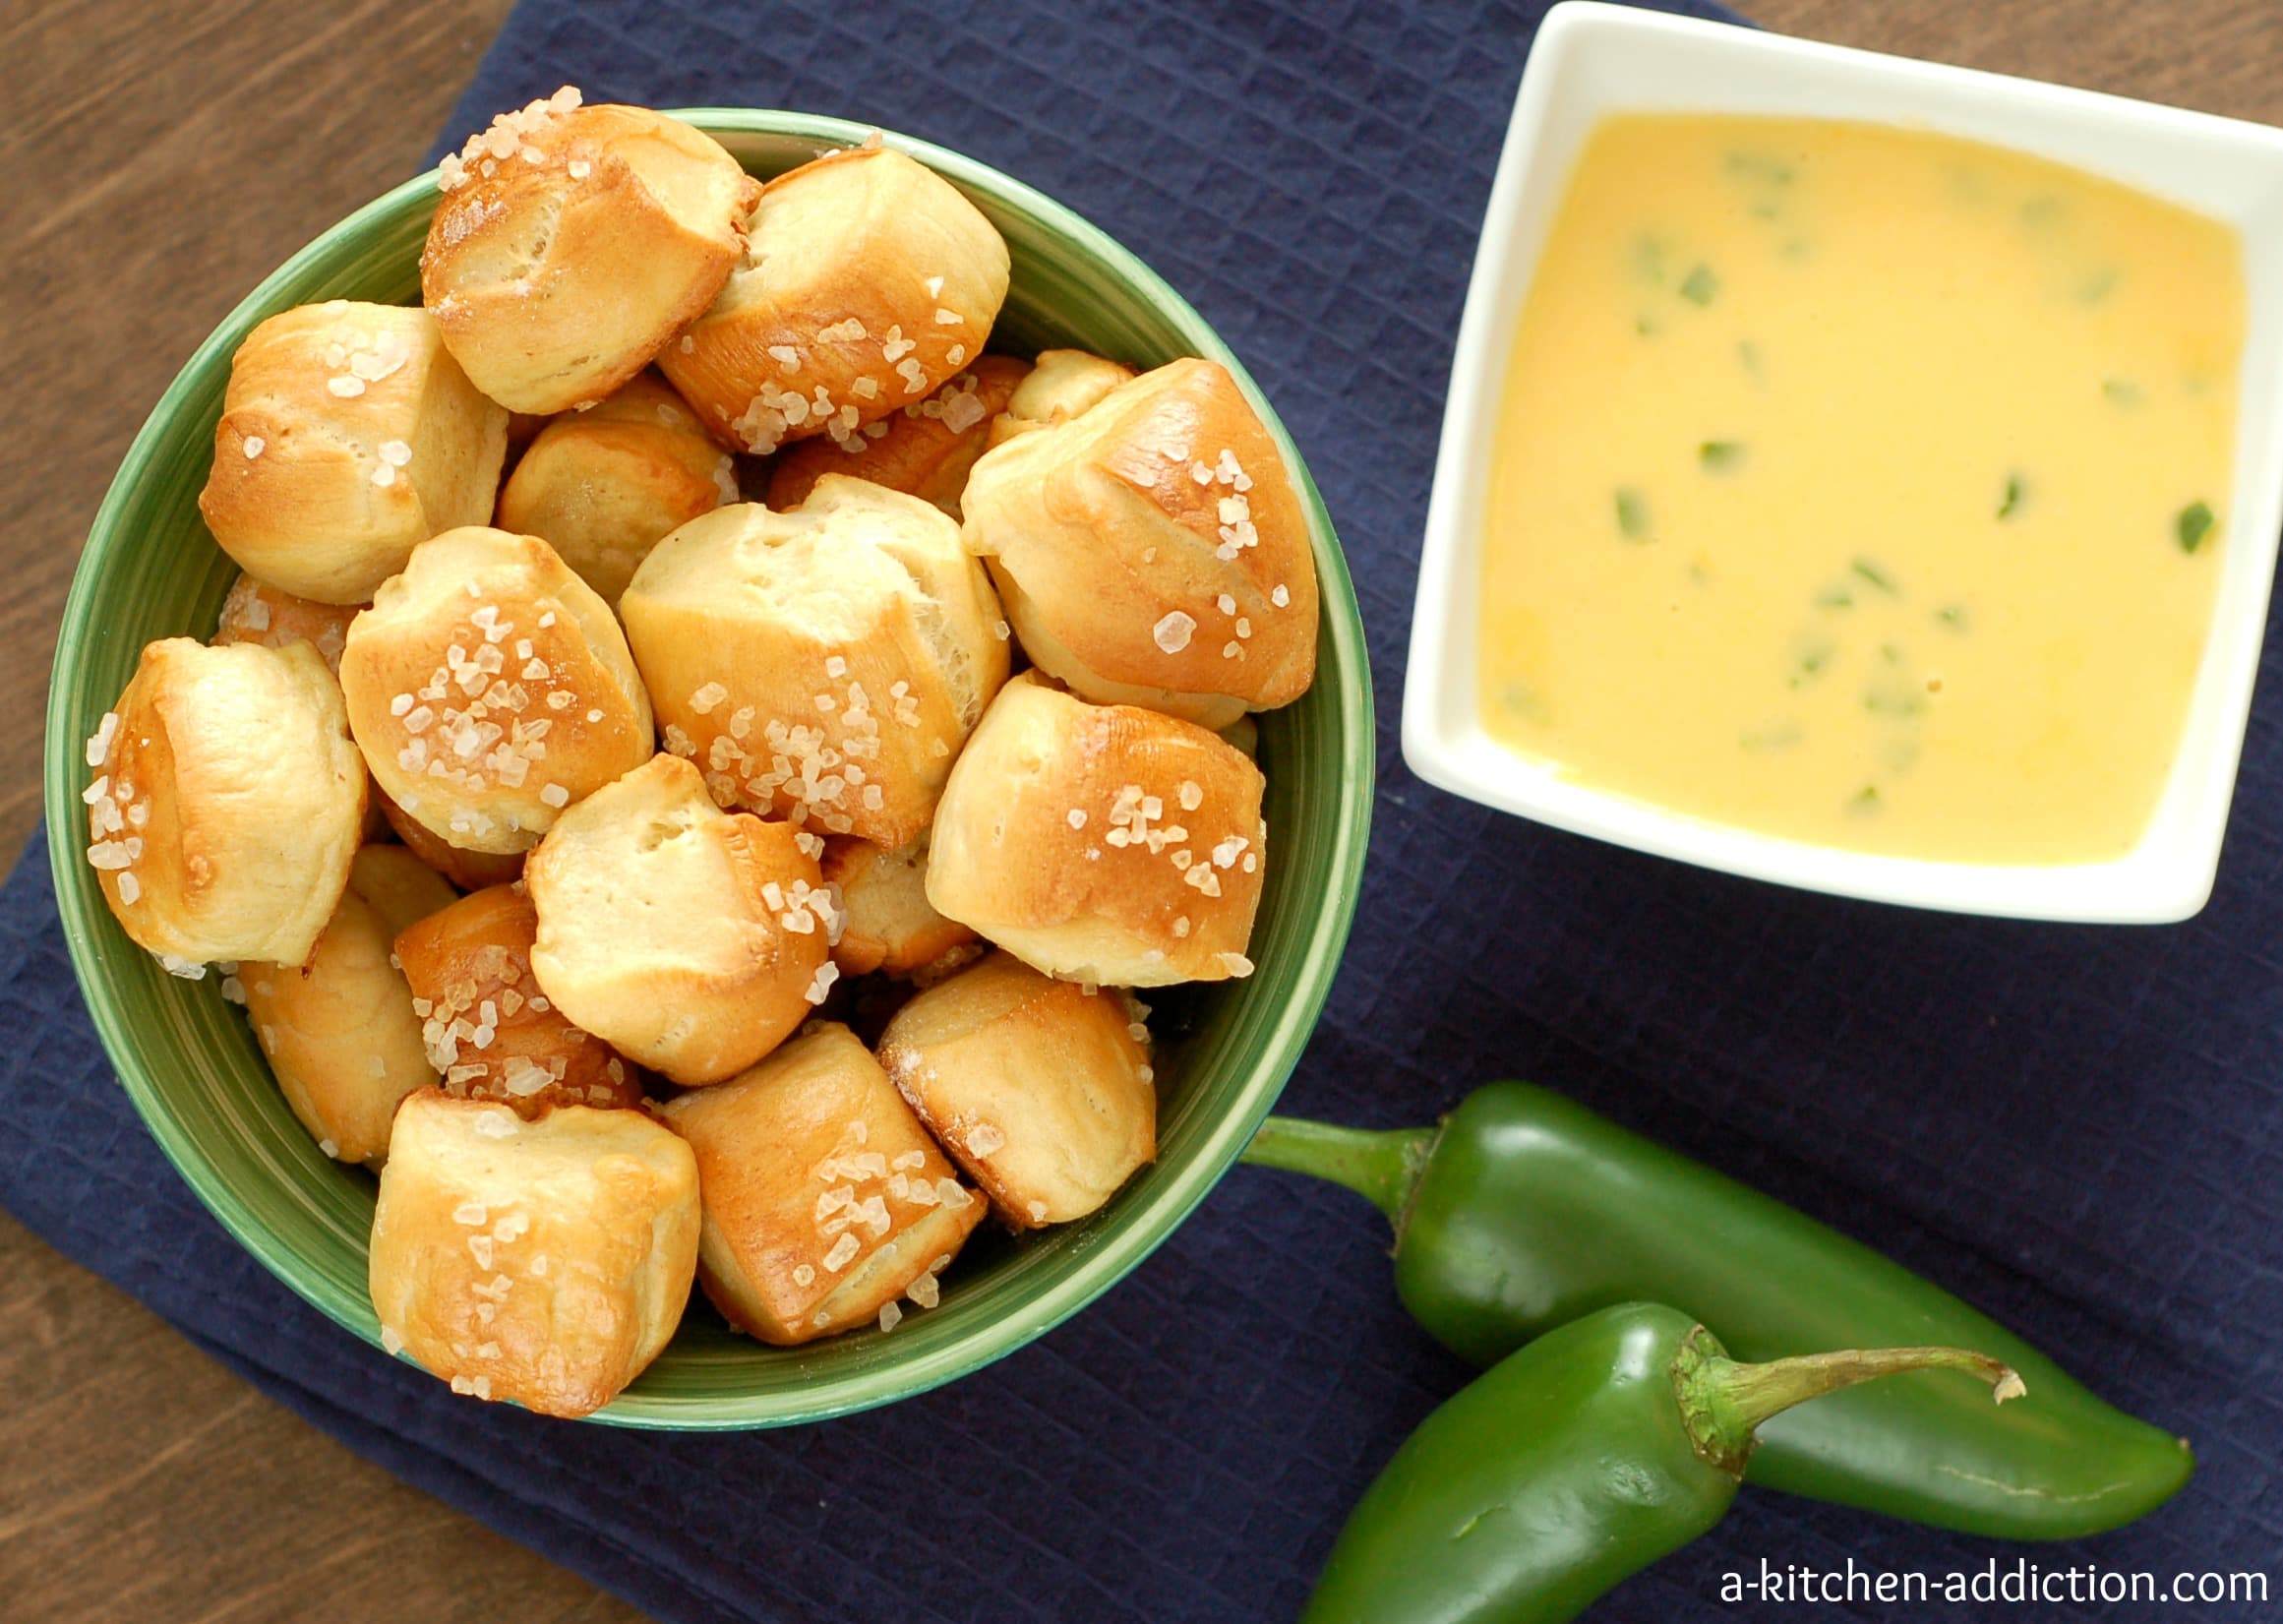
[1303,1301,2022,1624]
[1245,1081,2192,1539]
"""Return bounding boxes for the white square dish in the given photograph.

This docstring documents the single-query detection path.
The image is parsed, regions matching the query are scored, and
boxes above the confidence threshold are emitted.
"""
[1403,0,2283,922]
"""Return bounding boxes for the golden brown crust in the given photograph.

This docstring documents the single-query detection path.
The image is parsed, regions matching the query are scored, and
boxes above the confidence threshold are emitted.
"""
[961,357,1318,722]
[877,951,1155,1228]
[339,526,654,854]
[524,753,833,1086]
[422,98,760,414]
[656,1023,985,1344]
[240,845,458,1164]
[369,1094,700,1417]
[375,786,527,891]
[494,372,737,605]
[656,145,1010,454]
[821,832,976,978]
[765,356,1029,517]
[211,572,362,675]
[392,884,641,1115]
[620,479,1009,848]
[924,673,1268,987]
[84,638,366,967]
[198,302,508,605]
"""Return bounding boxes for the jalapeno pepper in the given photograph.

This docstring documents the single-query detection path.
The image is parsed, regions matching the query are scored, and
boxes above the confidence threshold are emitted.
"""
[1245,1081,2192,1539]
[1304,1301,2022,1624]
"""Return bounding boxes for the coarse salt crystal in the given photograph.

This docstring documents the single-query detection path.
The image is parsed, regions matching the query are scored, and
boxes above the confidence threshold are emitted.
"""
[823,1233,862,1272]
[967,1122,1005,1157]
[878,1301,903,1332]
[908,1273,940,1309]
[1153,612,1195,653]
[242,436,265,458]
[539,783,570,808]
[1027,1200,1050,1223]
[1067,809,1087,830]
[1271,584,1291,608]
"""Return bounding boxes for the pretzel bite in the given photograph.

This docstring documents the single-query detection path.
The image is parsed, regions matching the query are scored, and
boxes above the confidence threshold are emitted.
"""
[84,638,365,968]
[212,572,361,675]
[238,845,457,1164]
[423,92,760,414]
[392,883,641,1115]
[821,833,975,978]
[961,357,1318,729]
[525,753,835,1086]
[657,1022,986,1344]
[983,348,1136,448]
[375,786,525,891]
[657,143,1009,454]
[339,526,653,855]
[210,574,387,842]
[765,355,1029,517]
[370,1093,700,1417]
[198,303,508,605]
[494,372,739,604]
[877,951,1155,1228]
[620,477,1008,847]
[925,673,1266,987]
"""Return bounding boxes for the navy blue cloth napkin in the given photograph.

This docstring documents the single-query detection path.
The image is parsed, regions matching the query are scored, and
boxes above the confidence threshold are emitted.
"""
[10,1,2283,1619]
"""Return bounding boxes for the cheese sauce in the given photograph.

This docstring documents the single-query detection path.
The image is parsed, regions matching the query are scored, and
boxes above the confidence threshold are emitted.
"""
[1478,115,2243,863]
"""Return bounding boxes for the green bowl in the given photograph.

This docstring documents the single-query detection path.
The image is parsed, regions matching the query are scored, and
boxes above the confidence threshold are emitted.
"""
[44,110,1373,1428]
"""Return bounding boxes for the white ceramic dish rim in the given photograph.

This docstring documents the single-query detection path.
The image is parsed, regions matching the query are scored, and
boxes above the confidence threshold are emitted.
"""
[1403,0,2283,923]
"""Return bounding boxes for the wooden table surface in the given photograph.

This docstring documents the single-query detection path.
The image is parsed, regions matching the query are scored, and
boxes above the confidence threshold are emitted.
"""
[4,2,2278,1619]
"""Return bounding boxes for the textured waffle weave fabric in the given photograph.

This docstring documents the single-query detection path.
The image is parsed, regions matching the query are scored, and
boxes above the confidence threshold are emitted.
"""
[9,1,2283,1619]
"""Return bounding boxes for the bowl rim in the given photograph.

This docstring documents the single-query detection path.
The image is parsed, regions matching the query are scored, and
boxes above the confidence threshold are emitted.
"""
[45,107,1375,1428]
[1403,0,2283,924]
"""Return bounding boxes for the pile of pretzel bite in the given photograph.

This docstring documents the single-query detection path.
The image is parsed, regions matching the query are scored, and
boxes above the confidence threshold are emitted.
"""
[81,90,1319,1416]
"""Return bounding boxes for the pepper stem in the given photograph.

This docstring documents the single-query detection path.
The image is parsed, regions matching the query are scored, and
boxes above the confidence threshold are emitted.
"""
[1672,1325,2026,1478]
[1240,1115,1433,1227]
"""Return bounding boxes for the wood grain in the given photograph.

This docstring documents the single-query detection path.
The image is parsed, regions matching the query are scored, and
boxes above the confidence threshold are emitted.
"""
[1,2,2278,1622]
